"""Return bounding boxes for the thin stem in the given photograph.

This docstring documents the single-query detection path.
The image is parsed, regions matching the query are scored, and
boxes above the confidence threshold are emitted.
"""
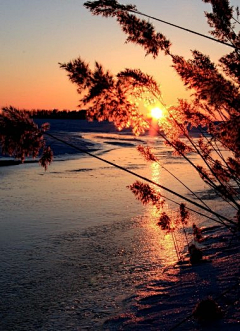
[44,132,236,226]
[158,160,212,211]
[181,222,190,248]
[163,112,239,209]
[156,129,238,211]
[171,231,181,261]
[128,9,239,50]
[148,94,238,210]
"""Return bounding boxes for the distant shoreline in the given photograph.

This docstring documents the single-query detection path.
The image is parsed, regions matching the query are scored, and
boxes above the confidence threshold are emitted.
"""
[0,159,38,167]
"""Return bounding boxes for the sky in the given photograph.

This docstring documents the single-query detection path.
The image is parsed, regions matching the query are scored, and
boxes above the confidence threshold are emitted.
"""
[0,0,238,110]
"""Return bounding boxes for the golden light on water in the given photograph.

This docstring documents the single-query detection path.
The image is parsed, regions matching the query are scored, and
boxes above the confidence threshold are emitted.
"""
[142,159,186,270]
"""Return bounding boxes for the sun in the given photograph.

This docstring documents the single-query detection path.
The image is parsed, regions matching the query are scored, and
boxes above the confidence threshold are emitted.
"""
[150,107,164,120]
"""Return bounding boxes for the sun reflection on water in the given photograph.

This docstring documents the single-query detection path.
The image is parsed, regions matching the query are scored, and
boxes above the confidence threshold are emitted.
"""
[150,161,161,185]
[140,159,187,278]
[139,163,172,271]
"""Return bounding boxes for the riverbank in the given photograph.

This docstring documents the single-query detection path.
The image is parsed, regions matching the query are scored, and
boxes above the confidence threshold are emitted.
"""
[103,225,240,330]
[0,159,39,166]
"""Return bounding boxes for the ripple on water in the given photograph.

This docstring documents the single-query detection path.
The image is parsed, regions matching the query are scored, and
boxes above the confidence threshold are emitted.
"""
[0,215,169,330]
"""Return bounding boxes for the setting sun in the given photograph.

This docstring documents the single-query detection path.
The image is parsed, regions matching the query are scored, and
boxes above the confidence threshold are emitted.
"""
[150,107,164,120]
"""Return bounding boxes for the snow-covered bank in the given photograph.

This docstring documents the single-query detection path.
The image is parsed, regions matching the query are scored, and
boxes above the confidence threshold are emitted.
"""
[103,226,240,330]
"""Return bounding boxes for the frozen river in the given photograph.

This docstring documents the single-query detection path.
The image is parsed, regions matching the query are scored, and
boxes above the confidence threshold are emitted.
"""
[0,120,231,330]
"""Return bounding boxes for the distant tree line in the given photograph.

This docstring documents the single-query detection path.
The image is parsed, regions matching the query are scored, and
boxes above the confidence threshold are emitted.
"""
[22,108,87,119]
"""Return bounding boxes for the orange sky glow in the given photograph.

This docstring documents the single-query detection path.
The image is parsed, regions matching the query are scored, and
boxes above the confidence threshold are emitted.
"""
[1,0,238,111]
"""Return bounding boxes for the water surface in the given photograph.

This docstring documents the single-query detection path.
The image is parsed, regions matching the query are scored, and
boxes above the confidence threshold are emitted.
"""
[0,120,232,330]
